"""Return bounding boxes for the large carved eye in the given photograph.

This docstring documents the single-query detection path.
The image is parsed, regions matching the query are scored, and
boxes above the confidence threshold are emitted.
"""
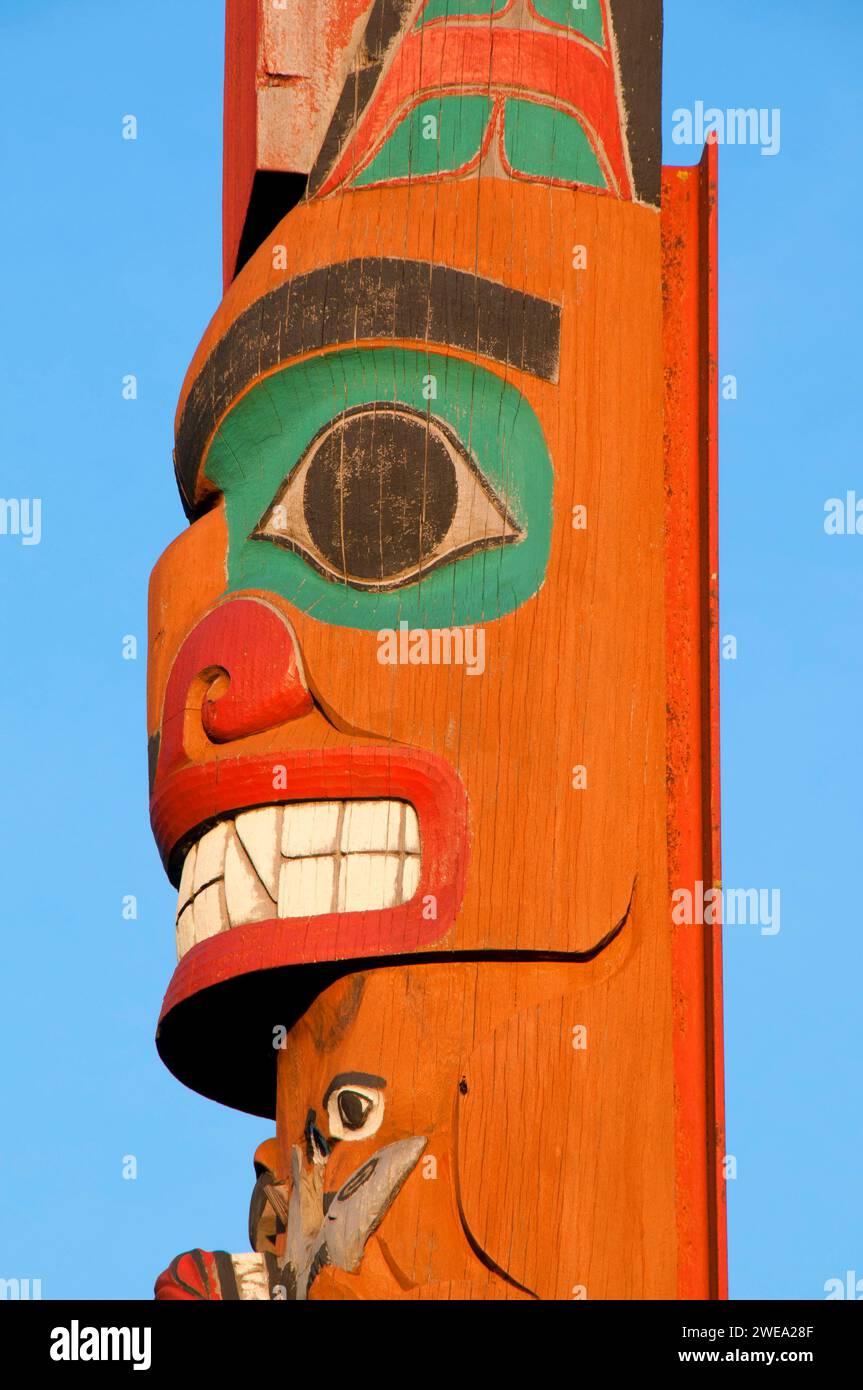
[326,1083,385,1141]
[251,403,523,590]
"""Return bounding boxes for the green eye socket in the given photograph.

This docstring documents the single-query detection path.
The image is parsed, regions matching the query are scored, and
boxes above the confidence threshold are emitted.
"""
[252,403,522,591]
[205,347,553,631]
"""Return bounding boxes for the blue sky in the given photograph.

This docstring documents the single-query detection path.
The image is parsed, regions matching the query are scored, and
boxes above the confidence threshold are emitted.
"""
[0,0,859,1299]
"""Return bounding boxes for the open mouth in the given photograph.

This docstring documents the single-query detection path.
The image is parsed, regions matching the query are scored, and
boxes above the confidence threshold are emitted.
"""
[175,799,421,958]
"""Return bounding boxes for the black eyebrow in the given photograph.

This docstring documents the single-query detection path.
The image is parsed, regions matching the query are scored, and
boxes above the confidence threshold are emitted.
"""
[174,257,561,516]
[322,1072,387,1109]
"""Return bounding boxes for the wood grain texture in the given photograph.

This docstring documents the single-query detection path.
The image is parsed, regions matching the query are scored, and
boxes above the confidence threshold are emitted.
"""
[151,184,666,969]
[150,0,727,1300]
[274,957,675,1298]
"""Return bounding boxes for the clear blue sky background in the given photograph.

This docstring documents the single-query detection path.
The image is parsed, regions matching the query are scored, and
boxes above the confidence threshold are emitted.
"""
[0,0,859,1300]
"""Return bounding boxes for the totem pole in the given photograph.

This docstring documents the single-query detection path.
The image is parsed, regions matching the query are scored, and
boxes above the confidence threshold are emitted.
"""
[150,0,726,1300]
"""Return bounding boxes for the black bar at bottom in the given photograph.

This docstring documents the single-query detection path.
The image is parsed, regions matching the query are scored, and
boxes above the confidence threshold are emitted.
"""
[2,1297,858,1375]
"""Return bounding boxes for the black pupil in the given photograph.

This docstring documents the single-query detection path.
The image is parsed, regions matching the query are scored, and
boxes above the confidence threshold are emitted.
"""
[303,408,458,581]
[338,1091,372,1130]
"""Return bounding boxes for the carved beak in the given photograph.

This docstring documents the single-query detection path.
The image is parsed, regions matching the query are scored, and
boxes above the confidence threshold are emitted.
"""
[279,1131,426,1300]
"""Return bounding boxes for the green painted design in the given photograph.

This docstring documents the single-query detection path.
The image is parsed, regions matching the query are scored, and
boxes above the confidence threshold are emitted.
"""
[352,95,492,187]
[205,349,553,630]
[529,0,606,47]
[503,98,606,188]
[416,0,510,26]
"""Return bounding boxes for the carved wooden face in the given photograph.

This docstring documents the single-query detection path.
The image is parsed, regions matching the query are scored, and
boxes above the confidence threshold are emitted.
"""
[149,1,667,1113]
[149,180,663,993]
[149,1,723,1306]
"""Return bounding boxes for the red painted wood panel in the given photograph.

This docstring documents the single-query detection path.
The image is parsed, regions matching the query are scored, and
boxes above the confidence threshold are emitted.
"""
[663,137,728,1300]
[222,0,259,289]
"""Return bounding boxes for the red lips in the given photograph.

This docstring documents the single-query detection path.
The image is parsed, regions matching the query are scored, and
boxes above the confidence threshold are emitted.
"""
[151,597,470,1013]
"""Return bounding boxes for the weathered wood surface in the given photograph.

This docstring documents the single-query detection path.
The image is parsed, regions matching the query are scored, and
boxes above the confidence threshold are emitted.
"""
[150,0,726,1300]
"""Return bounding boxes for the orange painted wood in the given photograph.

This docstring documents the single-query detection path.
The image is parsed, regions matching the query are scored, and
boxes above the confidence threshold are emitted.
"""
[274,957,677,1298]
[152,182,666,964]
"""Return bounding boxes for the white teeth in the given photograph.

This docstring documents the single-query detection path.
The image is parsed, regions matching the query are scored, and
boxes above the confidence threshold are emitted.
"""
[404,807,420,854]
[338,852,402,912]
[178,844,197,911]
[193,881,229,943]
[224,827,276,926]
[194,823,230,893]
[175,799,422,960]
[278,855,337,918]
[341,800,403,854]
[176,903,196,958]
[235,807,283,899]
[402,854,421,901]
[282,802,340,858]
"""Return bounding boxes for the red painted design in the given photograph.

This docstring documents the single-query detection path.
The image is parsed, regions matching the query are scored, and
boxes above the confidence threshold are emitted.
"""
[316,23,631,199]
[154,1250,223,1300]
[156,744,469,1010]
[151,597,471,995]
[156,597,313,781]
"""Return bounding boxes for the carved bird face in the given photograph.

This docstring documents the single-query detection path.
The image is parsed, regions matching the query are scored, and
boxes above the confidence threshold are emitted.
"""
[251,1051,430,1299]
[257,968,467,1295]
[259,957,637,1300]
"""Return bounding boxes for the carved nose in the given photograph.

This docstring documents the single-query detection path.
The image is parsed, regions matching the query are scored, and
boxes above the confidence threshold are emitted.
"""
[157,597,314,777]
[303,1109,331,1166]
[196,598,313,741]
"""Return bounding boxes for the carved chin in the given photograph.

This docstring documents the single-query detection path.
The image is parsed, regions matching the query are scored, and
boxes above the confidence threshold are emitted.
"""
[174,799,421,960]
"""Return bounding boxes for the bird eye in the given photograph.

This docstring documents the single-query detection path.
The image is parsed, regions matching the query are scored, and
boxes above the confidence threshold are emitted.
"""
[338,1091,371,1129]
[326,1084,384,1141]
[251,403,523,590]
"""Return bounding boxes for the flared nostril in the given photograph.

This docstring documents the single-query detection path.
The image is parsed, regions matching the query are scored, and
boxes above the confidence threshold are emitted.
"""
[199,598,313,742]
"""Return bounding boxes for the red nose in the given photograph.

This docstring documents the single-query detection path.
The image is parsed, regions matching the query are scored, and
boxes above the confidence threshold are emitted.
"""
[156,597,313,778]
